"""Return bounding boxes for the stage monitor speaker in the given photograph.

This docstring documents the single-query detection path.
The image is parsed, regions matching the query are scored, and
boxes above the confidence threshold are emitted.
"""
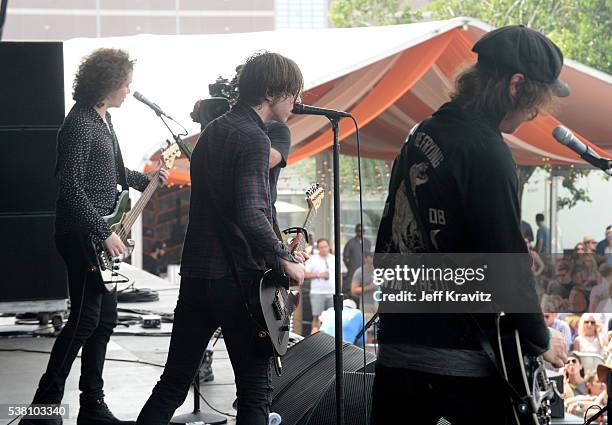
[306,371,375,425]
[270,332,376,425]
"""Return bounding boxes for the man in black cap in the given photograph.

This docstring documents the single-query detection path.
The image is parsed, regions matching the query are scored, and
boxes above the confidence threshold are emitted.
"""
[371,25,568,424]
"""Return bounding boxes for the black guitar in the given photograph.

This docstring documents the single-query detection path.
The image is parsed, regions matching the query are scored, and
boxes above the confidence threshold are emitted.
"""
[89,142,181,291]
[495,314,557,425]
[256,183,324,358]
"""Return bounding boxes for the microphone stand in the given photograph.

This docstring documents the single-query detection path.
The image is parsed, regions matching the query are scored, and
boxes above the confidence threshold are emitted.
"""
[329,116,345,425]
[158,114,193,160]
[154,113,226,425]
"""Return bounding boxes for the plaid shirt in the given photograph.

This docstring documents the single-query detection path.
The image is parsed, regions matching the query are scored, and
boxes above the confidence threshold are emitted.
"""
[180,100,294,279]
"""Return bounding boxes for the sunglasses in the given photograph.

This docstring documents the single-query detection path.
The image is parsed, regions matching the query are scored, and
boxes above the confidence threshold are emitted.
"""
[584,320,597,325]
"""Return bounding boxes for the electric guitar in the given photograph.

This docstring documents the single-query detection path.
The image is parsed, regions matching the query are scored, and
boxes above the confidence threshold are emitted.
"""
[90,142,181,291]
[257,183,324,358]
[496,314,556,425]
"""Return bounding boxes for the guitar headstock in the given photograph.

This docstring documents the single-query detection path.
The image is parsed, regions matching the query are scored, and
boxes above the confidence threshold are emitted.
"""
[161,143,181,169]
[305,183,324,211]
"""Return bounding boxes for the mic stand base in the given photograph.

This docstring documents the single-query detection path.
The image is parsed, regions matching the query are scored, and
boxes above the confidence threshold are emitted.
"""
[170,371,227,425]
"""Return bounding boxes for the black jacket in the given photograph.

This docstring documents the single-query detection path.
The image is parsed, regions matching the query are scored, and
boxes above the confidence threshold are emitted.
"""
[375,101,549,365]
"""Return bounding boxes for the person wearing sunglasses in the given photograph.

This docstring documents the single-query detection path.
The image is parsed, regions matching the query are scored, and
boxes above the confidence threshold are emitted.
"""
[573,314,608,359]
[563,353,587,398]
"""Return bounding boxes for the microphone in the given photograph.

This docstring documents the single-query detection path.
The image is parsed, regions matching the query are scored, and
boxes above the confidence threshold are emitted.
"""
[292,103,351,119]
[133,91,172,119]
[553,126,612,175]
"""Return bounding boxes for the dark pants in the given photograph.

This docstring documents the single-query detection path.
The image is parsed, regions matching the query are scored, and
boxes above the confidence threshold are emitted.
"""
[33,234,118,405]
[370,363,512,425]
[137,277,273,425]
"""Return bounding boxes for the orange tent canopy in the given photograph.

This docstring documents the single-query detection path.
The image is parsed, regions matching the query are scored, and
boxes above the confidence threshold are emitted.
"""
[287,24,611,166]
[152,19,612,185]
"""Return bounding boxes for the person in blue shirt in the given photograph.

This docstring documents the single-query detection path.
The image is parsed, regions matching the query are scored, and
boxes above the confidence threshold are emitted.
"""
[536,213,551,254]
[318,298,365,347]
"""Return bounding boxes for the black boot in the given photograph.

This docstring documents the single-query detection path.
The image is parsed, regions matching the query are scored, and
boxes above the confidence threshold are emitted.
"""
[77,398,135,425]
[198,349,214,383]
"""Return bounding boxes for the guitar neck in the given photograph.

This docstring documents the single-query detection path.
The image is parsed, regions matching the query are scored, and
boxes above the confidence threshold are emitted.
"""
[119,170,161,241]
[296,207,316,252]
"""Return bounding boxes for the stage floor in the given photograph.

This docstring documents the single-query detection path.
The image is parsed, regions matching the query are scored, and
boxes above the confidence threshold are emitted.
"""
[0,264,238,425]
[0,264,589,425]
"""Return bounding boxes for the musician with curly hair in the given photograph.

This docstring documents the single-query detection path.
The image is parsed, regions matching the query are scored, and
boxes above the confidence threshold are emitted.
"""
[20,48,168,425]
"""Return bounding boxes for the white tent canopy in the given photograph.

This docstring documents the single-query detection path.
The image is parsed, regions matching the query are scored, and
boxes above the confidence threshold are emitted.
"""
[62,17,612,170]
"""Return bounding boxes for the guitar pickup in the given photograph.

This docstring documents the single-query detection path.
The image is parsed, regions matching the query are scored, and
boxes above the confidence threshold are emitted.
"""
[272,290,286,320]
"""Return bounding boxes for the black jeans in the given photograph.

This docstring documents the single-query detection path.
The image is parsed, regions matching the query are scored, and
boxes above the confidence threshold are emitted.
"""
[370,363,512,425]
[33,234,118,405]
[137,276,273,425]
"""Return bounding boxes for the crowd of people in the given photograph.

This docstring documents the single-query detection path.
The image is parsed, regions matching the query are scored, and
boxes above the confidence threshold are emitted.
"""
[523,218,612,417]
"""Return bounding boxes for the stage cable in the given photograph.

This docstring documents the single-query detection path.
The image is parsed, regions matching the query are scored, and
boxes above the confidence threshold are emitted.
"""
[0,348,238,419]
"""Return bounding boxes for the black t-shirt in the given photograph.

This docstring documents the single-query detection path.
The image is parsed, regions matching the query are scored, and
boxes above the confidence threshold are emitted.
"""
[267,121,291,221]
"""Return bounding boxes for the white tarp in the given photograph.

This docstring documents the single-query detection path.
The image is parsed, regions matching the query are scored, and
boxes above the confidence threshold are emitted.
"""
[62,18,472,170]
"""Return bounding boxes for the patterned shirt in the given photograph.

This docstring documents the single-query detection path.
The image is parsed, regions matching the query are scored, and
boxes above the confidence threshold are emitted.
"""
[180,100,294,278]
[55,103,149,241]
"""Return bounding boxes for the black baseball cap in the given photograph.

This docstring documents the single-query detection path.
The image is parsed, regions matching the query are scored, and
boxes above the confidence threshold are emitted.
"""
[472,25,570,97]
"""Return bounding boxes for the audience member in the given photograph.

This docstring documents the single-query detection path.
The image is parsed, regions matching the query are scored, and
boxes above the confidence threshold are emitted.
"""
[564,352,587,397]
[573,314,607,358]
[143,241,166,276]
[350,252,377,342]
[544,312,573,349]
[589,263,612,313]
[536,213,551,254]
[342,224,371,294]
[547,261,575,299]
[565,370,607,416]
[541,294,572,347]
[318,298,365,347]
[595,225,612,256]
[526,238,545,276]
[304,239,335,332]
[568,286,588,314]
[584,235,598,254]
[521,220,534,243]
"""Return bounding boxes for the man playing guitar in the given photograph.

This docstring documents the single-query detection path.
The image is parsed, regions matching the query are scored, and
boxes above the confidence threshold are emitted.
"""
[136,52,306,425]
[21,49,168,425]
[372,26,569,424]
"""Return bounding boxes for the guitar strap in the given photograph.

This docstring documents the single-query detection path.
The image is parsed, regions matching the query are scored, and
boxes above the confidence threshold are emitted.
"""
[110,128,129,192]
[401,123,530,412]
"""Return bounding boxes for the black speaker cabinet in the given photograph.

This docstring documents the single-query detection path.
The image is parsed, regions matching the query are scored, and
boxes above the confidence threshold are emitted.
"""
[0,42,67,302]
[270,332,376,425]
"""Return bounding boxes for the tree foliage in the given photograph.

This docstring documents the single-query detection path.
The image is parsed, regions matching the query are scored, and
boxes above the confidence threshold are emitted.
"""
[426,0,611,74]
[329,0,610,209]
[329,0,421,27]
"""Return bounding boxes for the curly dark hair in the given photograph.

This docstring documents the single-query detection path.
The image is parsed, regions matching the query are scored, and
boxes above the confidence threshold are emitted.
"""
[72,48,135,107]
